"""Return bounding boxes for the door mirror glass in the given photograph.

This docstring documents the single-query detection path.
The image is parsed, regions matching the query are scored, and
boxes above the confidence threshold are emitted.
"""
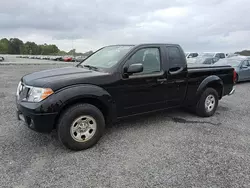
[126,63,143,74]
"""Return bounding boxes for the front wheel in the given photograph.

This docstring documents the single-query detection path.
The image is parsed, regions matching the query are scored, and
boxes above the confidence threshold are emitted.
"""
[196,88,219,117]
[57,103,105,151]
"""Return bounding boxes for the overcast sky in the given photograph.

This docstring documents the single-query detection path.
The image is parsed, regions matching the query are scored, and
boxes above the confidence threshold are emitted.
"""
[1,0,249,52]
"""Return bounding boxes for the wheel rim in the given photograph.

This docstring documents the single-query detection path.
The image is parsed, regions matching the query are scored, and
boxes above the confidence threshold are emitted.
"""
[205,94,216,112]
[70,115,97,142]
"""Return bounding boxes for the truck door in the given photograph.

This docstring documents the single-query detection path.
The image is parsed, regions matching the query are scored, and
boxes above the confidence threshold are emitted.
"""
[115,46,169,117]
[165,46,188,107]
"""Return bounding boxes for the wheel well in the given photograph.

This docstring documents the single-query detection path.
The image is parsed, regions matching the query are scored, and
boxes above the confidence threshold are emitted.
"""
[207,82,223,99]
[54,98,110,129]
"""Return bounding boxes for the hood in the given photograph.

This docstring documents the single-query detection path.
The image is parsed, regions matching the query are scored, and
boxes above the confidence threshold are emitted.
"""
[22,66,110,90]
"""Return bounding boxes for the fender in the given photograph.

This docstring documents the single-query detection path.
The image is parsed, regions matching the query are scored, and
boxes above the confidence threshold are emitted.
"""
[38,84,116,119]
[196,75,223,98]
[56,84,113,107]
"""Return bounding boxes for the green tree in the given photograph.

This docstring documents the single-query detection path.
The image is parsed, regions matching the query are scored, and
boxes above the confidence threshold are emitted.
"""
[68,49,76,56]
[0,37,91,55]
[57,50,67,55]
[235,50,250,56]
[9,38,24,54]
[0,38,10,54]
[22,42,40,55]
[40,44,59,55]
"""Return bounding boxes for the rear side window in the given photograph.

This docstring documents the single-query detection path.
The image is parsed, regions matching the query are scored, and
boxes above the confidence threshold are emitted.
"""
[167,47,185,69]
[219,53,225,58]
[193,53,198,57]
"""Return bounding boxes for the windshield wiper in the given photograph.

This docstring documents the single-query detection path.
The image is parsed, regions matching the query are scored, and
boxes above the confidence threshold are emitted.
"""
[83,64,99,70]
[76,64,83,68]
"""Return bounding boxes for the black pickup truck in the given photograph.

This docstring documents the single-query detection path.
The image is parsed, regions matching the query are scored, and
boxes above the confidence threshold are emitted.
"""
[16,44,236,150]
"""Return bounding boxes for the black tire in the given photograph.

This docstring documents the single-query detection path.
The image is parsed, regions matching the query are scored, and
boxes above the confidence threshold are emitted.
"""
[57,103,105,151]
[196,88,219,117]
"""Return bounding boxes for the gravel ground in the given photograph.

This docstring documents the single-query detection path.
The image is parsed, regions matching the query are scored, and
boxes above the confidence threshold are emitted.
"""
[1,63,250,188]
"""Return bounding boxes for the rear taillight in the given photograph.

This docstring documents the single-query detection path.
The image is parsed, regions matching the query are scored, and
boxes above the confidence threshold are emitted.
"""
[233,69,237,83]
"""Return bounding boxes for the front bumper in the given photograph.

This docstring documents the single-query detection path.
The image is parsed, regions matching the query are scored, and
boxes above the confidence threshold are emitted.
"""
[16,102,58,133]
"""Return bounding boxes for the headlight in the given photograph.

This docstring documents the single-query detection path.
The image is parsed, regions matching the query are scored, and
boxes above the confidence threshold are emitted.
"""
[27,87,54,102]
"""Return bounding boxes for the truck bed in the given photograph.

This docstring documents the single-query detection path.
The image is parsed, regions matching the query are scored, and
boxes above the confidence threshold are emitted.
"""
[185,64,234,105]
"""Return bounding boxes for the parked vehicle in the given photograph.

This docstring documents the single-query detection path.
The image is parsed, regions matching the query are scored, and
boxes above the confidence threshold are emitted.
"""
[16,43,236,150]
[214,56,250,82]
[185,52,199,58]
[63,56,73,62]
[51,56,63,61]
[75,56,87,62]
[200,52,226,59]
[187,57,219,65]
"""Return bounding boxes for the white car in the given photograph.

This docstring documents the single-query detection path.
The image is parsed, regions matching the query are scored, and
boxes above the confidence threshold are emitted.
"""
[200,52,226,59]
[185,52,199,58]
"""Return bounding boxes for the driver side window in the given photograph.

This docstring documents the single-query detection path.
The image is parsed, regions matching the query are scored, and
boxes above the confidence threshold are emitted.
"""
[127,48,161,75]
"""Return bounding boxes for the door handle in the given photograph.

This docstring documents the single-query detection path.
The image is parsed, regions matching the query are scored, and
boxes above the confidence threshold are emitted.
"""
[157,78,167,83]
[169,67,184,75]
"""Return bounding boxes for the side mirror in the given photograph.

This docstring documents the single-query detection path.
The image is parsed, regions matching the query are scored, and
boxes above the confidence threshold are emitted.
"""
[126,63,143,74]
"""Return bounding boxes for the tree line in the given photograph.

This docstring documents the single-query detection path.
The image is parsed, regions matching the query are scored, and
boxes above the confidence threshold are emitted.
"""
[0,38,93,56]
[235,50,250,56]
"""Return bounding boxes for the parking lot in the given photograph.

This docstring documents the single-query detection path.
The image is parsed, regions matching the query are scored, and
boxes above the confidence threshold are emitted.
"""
[1,62,250,188]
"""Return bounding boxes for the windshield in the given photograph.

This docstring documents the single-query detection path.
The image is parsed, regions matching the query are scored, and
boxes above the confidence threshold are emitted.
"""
[200,53,215,57]
[215,59,242,67]
[80,45,133,68]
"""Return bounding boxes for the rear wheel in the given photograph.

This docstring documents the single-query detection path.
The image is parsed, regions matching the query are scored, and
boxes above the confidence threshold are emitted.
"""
[196,88,219,117]
[57,103,105,151]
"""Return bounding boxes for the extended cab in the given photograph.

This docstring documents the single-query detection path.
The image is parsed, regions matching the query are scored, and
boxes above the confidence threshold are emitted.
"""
[16,44,236,150]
